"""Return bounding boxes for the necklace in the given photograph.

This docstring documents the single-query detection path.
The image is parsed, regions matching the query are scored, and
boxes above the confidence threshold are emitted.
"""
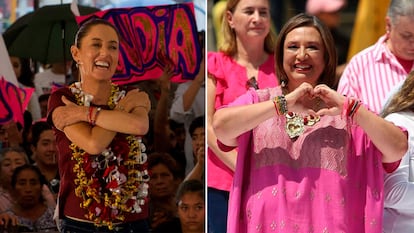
[69,82,149,230]
[285,112,320,138]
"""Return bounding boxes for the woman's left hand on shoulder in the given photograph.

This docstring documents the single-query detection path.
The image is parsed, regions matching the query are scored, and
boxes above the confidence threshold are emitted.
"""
[117,89,151,113]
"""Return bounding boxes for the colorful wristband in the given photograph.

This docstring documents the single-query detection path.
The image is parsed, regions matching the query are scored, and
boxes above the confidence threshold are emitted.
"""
[272,95,288,115]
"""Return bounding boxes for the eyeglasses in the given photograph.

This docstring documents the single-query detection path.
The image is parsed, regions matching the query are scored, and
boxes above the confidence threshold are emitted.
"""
[246,77,259,90]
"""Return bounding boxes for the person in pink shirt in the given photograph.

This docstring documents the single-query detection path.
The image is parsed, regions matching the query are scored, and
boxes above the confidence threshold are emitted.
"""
[337,0,414,114]
[213,13,408,233]
[207,0,278,232]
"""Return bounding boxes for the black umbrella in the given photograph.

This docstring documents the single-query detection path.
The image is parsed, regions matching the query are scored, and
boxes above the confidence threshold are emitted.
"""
[2,11,34,48]
[4,4,99,64]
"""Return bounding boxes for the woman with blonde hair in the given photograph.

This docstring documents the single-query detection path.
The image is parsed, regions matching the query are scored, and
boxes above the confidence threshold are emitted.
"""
[381,71,414,233]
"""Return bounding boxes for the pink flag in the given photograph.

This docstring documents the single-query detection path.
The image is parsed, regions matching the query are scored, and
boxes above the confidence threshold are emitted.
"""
[0,76,31,126]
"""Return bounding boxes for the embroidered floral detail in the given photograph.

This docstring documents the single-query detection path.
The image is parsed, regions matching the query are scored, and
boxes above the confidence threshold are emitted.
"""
[271,187,278,196]
[270,221,277,231]
[69,82,148,229]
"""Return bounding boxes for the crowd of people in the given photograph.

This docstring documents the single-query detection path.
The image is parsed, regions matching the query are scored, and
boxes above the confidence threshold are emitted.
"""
[1,0,414,232]
[0,8,206,233]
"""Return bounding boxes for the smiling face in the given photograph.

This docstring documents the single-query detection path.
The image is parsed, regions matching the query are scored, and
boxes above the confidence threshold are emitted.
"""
[31,129,57,167]
[282,26,326,91]
[71,23,119,82]
[227,0,271,42]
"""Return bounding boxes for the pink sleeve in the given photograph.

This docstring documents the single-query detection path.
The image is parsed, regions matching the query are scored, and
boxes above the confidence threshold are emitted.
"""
[352,125,406,174]
[216,90,258,150]
[382,160,401,173]
[217,89,258,110]
[207,52,225,97]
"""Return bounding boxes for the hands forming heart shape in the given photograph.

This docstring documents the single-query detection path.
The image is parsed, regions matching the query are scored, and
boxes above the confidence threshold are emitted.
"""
[285,82,346,117]
[281,82,348,138]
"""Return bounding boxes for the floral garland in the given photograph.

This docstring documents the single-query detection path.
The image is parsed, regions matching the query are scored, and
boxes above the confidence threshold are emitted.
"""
[69,82,149,230]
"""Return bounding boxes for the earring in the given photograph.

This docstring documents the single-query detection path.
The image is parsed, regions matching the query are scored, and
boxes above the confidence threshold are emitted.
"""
[281,79,287,87]
[76,61,82,68]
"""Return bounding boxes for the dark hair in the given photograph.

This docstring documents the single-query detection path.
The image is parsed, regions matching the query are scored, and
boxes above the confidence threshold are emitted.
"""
[17,57,35,87]
[198,30,205,50]
[31,121,52,147]
[38,93,50,103]
[189,116,205,136]
[175,179,204,204]
[148,152,181,180]
[11,164,48,189]
[0,146,29,164]
[169,119,185,132]
[74,18,120,48]
[275,13,337,89]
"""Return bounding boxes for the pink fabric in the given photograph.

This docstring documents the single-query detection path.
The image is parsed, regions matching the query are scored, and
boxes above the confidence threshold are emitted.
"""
[226,87,388,233]
[338,35,413,114]
[306,0,346,14]
[207,51,278,191]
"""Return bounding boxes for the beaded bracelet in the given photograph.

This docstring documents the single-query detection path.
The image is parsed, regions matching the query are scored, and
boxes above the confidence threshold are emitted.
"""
[272,95,288,115]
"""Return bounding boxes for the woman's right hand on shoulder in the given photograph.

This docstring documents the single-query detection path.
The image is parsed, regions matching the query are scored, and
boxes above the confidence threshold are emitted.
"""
[53,96,87,131]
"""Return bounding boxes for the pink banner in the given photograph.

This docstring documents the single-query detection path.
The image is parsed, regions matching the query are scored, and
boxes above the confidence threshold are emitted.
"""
[76,3,202,85]
[0,76,31,126]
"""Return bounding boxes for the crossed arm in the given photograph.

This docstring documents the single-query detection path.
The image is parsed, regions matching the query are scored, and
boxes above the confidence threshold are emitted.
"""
[51,89,150,155]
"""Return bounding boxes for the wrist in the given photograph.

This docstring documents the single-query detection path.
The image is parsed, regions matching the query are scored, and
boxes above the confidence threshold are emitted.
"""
[87,106,102,126]
[342,97,362,121]
[272,95,288,115]
[194,78,204,85]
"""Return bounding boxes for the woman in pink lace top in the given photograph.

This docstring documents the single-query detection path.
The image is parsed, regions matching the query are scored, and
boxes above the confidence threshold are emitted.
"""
[213,13,408,233]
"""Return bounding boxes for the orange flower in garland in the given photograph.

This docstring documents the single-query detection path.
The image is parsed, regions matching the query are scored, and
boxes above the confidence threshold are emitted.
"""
[69,82,149,230]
